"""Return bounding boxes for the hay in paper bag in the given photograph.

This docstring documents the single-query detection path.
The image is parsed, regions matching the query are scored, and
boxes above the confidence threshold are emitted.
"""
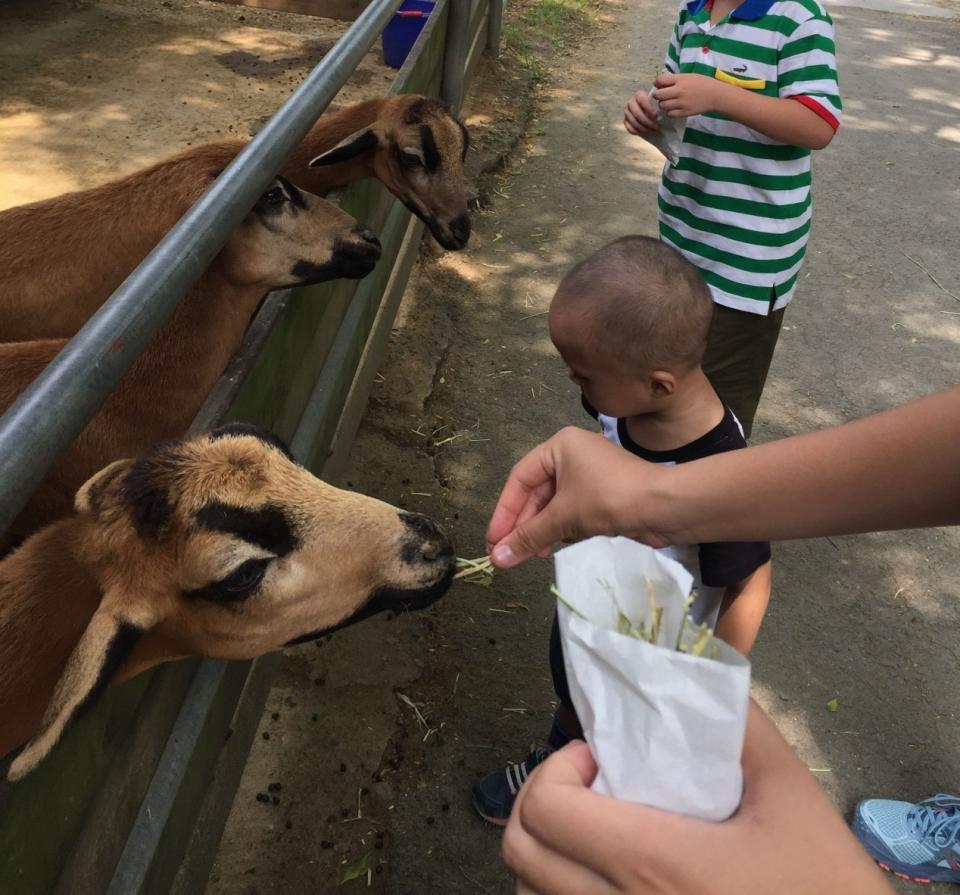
[555,536,750,822]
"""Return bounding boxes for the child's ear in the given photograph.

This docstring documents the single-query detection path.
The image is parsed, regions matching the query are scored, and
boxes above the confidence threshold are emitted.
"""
[649,370,676,397]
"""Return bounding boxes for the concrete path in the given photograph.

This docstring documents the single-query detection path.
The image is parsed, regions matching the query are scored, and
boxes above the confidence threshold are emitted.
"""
[210,0,960,891]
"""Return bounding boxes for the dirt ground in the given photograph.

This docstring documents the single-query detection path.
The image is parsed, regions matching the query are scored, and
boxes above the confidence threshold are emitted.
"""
[0,0,392,210]
[209,0,960,893]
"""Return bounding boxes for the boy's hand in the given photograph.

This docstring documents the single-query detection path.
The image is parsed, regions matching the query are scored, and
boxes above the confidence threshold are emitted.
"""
[624,89,661,137]
[654,72,725,117]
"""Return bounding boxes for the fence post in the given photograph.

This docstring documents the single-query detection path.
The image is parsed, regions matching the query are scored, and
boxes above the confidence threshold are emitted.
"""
[441,0,469,111]
[487,0,503,58]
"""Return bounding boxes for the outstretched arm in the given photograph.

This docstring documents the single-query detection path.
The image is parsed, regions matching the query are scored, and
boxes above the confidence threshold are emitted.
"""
[487,386,960,567]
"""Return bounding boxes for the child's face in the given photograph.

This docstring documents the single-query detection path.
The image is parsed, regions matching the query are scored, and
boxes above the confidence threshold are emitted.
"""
[563,355,665,418]
[549,305,669,418]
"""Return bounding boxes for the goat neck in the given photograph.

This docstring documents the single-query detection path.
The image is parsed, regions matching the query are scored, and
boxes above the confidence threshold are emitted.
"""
[1,269,257,540]
[0,144,240,342]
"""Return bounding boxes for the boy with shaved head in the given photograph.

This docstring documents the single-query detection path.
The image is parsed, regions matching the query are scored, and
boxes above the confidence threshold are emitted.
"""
[472,235,772,826]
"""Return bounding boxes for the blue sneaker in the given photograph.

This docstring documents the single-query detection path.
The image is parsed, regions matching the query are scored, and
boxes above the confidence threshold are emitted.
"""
[853,794,960,884]
[471,746,552,826]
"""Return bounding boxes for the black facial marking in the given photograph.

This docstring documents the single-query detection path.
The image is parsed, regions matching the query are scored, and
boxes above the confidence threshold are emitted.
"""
[309,130,379,167]
[418,125,441,174]
[122,455,172,538]
[456,118,470,160]
[284,567,454,646]
[398,511,451,564]
[277,175,306,210]
[209,424,296,463]
[291,259,336,281]
[402,97,450,125]
[66,622,142,735]
[252,182,288,232]
[253,206,281,233]
[195,501,299,557]
[401,196,431,227]
[184,557,271,606]
[291,229,381,283]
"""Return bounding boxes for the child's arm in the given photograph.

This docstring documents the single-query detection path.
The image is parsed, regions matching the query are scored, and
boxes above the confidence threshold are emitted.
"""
[653,74,836,149]
[714,560,772,656]
[624,8,683,141]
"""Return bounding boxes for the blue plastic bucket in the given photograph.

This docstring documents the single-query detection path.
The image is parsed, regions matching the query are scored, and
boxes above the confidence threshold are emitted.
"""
[381,0,436,68]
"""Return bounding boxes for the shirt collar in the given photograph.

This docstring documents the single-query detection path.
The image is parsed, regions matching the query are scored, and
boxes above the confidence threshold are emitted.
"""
[685,0,776,20]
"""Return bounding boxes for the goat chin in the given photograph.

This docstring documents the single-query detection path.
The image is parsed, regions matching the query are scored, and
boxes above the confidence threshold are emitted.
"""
[284,562,455,647]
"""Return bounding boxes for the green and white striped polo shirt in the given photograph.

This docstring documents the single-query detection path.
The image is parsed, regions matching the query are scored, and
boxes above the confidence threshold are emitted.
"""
[658,0,842,315]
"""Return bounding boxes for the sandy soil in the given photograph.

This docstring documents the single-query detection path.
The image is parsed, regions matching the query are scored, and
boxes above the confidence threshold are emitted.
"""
[0,0,393,209]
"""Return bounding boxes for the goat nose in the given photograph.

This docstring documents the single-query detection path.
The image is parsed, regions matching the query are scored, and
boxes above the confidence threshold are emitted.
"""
[449,213,471,245]
[353,226,381,248]
[400,512,453,563]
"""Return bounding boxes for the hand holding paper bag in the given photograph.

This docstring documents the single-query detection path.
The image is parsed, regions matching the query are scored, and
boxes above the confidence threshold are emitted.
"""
[554,537,750,822]
[646,88,686,165]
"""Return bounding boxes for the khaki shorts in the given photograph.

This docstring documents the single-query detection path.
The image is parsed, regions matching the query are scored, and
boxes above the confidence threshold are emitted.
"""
[702,302,785,439]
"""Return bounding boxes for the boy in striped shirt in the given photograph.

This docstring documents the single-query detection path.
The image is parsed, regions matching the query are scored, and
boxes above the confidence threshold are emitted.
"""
[624,0,842,436]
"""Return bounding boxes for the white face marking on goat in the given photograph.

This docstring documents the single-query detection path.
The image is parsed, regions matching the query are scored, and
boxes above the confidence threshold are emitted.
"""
[219,176,382,289]
[5,425,454,781]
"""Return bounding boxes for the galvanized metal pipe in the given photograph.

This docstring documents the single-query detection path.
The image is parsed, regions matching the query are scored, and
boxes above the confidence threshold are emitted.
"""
[0,0,404,536]
[441,0,470,111]
[487,0,503,57]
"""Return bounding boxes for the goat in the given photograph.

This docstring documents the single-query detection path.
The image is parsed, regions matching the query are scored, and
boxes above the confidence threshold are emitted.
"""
[0,424,455,781]
[0,174,381,542]
[0,94,469,342]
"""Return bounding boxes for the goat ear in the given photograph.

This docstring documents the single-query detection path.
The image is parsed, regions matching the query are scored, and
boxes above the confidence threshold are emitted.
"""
[309,128,383,167]
[6,595,150,782]
[74,458,133,516]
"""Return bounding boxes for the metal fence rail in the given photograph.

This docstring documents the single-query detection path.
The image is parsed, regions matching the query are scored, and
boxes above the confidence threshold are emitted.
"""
[0,0,405,535]
[0,0,502,890]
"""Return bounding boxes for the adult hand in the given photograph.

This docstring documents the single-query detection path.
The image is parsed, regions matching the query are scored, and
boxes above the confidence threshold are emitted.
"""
[653,72,725,118]
[624,88,661,136]
[485,427,673,569]
[502,703,892,895]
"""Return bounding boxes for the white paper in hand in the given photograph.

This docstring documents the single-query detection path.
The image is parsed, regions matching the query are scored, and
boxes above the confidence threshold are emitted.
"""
[555,537,750,822]
[645,87,686,166]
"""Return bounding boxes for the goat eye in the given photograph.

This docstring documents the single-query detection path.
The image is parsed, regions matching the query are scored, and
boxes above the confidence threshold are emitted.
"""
[400,152,423,169]
[219,558,269,598]
[263,186,286,206]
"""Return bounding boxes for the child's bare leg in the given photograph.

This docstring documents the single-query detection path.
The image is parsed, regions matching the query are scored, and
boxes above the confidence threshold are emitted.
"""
[715,560,772,655]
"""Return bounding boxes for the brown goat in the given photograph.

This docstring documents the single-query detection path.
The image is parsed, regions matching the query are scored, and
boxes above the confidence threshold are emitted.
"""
[0,94,469,342]
[0,424,454,781]
[0,173,381,541]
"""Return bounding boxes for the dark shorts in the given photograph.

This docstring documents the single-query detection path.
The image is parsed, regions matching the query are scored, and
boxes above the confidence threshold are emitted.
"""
[702,302,785,439]
[549,611,574,711]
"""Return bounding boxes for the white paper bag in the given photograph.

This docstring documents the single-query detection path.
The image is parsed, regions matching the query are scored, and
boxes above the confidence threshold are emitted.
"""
[555,537,750,822]
[645,87,686,166]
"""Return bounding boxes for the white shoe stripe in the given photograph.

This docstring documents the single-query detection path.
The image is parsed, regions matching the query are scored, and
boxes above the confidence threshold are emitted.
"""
[506,765,520,795]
